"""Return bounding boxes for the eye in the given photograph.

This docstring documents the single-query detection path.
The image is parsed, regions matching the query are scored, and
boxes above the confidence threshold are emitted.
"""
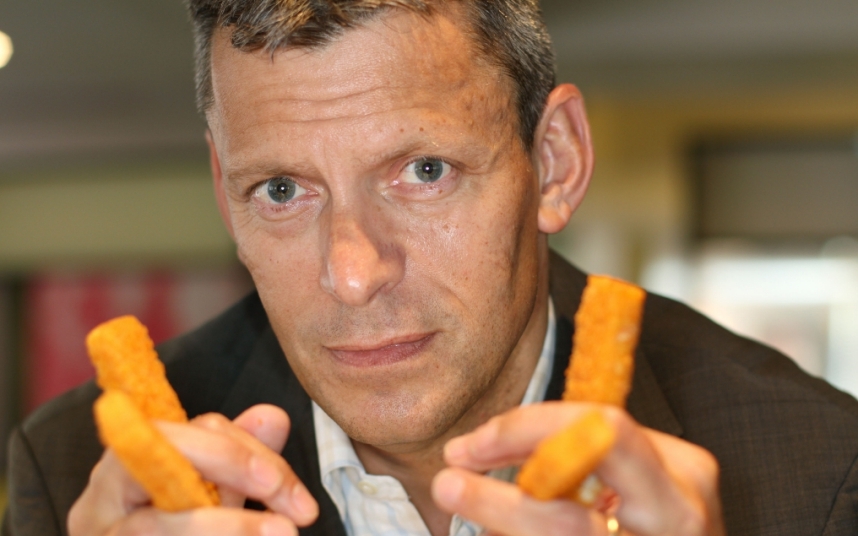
[402,157,452,184]
[253,177,307,204]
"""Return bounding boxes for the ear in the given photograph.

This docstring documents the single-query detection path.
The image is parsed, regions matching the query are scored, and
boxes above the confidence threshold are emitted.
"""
[533,84,595,234]
[207,129,236,240]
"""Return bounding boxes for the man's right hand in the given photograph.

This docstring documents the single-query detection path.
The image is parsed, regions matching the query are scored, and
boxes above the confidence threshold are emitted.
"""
[67,404,318,536]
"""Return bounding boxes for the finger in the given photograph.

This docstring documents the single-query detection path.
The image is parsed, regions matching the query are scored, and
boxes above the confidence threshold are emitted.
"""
[643,428,720,501]
[90,452,151,510]
[69,452,151,536]
[640,429,723,532]
[597,419,712,535]
[110,507,298,536]
[157,415,318,526]
[193,406,290,455]
[190,406,292,509]
[232,404,291,453]
[444,402,605,472]
[432,468,607,536]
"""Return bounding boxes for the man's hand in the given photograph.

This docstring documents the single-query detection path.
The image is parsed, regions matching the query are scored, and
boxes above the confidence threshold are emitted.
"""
[431,402,725,536]
[68,404,318,536]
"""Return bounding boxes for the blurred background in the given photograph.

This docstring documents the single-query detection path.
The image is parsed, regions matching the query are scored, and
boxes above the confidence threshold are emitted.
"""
[2,0,858,512]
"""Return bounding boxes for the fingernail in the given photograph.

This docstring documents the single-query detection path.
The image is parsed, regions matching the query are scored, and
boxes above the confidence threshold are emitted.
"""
[250,455,283,494]
[291,483,318,522]
[433,470,465,509]
[444,437,468,463]
[261,515,296,536]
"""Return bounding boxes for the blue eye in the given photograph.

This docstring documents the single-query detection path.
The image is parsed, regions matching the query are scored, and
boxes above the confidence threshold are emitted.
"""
[254,176,307,205]
[404,158,451,184]
[268,177,297,203]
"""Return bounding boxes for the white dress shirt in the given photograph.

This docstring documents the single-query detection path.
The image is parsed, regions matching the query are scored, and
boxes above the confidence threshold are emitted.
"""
[313,300,557,536]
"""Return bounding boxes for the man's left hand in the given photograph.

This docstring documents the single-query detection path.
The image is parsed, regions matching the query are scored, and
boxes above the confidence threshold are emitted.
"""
[432,402,726,536]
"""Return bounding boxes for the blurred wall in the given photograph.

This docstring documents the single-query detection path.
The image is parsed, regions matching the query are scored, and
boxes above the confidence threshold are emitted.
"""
[542,0,858,279]
[551,90,858,280]
[0,158,234,272]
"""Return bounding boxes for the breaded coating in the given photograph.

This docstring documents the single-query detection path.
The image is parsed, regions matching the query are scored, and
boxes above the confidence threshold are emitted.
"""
[88,315,219,508]
[87,315,187,423]
[518,275,645,503]
[94,390,217,511]
[517,411,615,501]
[564,275,645,407]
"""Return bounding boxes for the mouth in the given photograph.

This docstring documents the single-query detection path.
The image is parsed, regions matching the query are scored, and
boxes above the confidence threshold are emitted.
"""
[326,333,435,367]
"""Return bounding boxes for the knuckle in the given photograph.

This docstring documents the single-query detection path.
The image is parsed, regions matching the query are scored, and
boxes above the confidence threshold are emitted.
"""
[520,499,590,536]
[89,452,119,484]
[66,500,86,536]
[543,512,589,536]
[601,404,625,423]
[193,412,231,431]
[687,445,720,492]
[697,448,719,478]
[117,511,160,536]
[600,405,631,434]
[255,513,297,536]
[545,521,573,536]
[673,504,709,536]
[489,413,511,437]
[222,437,254,468]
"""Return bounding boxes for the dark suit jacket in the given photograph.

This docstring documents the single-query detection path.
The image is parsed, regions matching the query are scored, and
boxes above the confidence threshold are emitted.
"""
[5,253,858,536]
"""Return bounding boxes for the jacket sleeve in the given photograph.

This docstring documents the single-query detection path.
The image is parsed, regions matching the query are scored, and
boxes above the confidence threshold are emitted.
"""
[821,452,858,535]
[2,427,63,536]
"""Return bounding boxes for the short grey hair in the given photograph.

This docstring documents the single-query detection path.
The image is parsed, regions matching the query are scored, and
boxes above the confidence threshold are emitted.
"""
[187,0,556,150]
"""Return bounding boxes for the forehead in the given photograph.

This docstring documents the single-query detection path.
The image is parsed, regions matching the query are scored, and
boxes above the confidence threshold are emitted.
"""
[206,8,515,153]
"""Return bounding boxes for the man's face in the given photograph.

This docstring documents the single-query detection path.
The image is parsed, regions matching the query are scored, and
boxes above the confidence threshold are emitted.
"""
[208,8,547,449]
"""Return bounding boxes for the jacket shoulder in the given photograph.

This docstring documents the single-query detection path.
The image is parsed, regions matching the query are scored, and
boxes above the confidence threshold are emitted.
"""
[641,292,858,536]
[5,382,100,536]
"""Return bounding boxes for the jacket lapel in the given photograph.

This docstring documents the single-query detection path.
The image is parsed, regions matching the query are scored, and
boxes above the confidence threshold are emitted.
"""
[217,325,347,536]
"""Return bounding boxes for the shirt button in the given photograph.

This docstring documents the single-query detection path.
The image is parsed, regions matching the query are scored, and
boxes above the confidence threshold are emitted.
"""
[357,481,377,496]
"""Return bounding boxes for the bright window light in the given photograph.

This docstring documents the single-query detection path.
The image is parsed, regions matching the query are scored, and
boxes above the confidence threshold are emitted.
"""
[0,31,13,69]
[643,243,858,397]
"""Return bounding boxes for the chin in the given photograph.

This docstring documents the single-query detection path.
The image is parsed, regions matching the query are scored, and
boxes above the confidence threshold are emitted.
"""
[331,389,466,448]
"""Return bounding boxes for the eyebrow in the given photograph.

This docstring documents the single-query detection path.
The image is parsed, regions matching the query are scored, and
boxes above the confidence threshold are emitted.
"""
[225,161,314,183]
[224,127,496,184]
[359,139,426,169]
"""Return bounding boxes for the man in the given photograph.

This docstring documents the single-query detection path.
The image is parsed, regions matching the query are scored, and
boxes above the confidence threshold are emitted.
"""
[5,1,858,535]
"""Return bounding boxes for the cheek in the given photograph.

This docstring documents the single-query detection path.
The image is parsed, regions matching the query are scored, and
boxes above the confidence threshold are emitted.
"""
[234,224,321,314]
[417,171,539,294]
[392,183,540,384]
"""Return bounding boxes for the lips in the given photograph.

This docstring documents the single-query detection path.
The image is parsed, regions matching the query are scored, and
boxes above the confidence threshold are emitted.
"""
[326,333,435,367]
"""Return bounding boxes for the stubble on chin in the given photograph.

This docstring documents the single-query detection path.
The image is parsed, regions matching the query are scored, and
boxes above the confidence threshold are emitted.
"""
[330,353,493,449]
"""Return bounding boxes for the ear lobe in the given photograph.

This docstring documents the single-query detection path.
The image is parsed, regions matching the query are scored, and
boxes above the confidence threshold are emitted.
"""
[207,130,236,240]
[534,84,595,235]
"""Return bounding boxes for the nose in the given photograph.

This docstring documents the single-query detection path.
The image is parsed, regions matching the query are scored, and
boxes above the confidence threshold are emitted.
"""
[320,209,405,307]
